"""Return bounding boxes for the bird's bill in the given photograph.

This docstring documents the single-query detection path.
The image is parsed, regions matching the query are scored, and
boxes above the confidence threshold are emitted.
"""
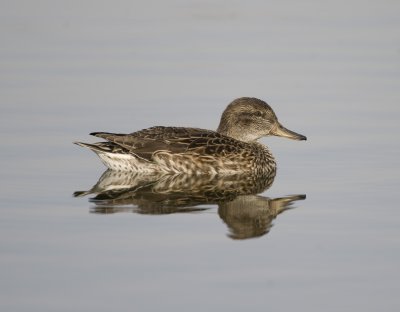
[271,122,307,141]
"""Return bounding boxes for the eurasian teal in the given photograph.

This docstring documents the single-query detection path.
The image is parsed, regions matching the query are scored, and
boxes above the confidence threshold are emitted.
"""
[75,97,306,174]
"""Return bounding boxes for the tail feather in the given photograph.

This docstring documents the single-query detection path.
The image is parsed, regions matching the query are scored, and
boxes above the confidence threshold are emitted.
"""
[74,141,130,154]
[73,190,93,197]
[90,132,125,140]
[74,141,109,153]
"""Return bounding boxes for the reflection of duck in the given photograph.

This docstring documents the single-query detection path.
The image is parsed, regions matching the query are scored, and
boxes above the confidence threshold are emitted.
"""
[75,170,305,240]
[75,97,306,174]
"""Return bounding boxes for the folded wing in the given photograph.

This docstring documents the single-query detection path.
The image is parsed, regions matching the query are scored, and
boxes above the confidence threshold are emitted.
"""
[91,126,246,160]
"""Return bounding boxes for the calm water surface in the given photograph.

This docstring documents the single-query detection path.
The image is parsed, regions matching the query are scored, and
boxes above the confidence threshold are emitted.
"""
[1,1,399,311]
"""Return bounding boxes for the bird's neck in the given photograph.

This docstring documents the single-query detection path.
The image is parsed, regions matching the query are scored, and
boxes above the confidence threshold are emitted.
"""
[217,126,258,142]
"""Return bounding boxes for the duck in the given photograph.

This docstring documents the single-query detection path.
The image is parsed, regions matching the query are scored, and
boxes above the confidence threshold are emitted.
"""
[74,97,306,174]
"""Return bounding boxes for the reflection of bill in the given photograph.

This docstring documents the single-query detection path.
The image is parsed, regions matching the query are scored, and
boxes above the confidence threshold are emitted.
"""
[74,170,305,240]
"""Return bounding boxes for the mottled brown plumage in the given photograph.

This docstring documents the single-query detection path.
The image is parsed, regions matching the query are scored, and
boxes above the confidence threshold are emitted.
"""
[74,97,306,174]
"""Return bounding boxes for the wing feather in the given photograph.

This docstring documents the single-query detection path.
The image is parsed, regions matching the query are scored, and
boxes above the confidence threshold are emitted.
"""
[90,126,247,160]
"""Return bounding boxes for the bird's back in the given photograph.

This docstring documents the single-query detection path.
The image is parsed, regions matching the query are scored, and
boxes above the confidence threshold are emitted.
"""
[76,126,276,174]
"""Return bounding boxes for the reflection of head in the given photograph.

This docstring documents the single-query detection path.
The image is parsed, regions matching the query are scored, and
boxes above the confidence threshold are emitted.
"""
[218,194,305,240]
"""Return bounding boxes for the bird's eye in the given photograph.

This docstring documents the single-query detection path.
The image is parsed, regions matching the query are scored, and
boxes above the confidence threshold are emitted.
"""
[254,111,263,117]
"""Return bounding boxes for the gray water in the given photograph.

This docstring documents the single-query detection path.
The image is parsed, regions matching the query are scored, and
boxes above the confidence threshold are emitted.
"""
[1,1,399,311]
